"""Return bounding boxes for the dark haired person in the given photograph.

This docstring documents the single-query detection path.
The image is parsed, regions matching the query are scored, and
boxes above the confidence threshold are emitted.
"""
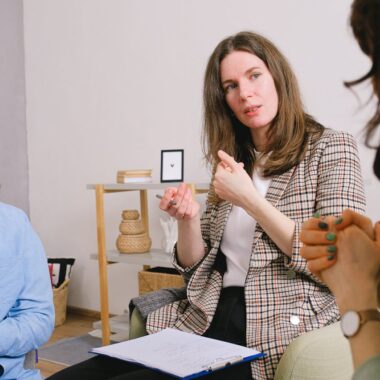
[0,202,54,380]
[49,31,365,380]
[300,0,380,379]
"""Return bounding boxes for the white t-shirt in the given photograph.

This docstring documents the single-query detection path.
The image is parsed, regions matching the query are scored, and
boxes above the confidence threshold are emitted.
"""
[221,166,271,288]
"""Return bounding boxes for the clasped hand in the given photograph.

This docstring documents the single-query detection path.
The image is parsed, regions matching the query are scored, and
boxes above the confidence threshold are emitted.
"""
[300,210,380,310]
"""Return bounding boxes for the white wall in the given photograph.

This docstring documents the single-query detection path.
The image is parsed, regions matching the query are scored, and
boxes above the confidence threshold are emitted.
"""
[23,0,378,314]
[0,0,29,213]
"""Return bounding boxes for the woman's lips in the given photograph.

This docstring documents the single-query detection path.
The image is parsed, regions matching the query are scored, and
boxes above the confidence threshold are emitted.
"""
[244,105,261,116]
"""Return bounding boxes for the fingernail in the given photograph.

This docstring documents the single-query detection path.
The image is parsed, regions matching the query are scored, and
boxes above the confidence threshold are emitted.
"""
[327,245,337,253]
[335,217,343,225]
[327,253,336,261]
[313,212,320,218]
[326,232,336,241]
[318,221,328,229]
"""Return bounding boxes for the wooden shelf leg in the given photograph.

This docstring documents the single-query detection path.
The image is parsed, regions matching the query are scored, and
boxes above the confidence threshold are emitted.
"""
[140,189,149,236]
[95,185,111,345]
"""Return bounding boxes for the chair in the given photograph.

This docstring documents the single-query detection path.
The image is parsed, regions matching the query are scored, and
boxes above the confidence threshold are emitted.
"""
[129,309,354,379]
[274,322,353,379]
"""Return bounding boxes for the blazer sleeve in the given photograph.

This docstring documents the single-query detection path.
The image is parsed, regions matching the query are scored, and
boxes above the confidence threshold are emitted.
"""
[285,130,366,275]
[172,199,213,281]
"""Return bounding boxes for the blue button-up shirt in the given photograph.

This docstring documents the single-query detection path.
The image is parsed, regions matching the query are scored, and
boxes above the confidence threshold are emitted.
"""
[0,203,54,379]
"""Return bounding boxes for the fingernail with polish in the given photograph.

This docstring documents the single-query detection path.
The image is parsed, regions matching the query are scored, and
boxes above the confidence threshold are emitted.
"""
[327,245,337,253]
[335,217,343,225]
[313,212,320,218]
[327,253,336,261]
[326,232,336,241]
[318,221,328,230]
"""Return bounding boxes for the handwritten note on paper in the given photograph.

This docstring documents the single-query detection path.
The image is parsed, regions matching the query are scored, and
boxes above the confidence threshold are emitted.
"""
[91,328,263,379]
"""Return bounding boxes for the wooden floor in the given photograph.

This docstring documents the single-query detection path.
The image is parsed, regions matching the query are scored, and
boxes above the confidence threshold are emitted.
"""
[37,312,98,378]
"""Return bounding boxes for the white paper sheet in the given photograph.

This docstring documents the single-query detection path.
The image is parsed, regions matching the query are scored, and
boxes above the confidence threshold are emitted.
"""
[91,328,263,379]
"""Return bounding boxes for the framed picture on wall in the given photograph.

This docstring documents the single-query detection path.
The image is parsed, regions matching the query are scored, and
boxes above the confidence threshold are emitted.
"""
[160,149,184,182]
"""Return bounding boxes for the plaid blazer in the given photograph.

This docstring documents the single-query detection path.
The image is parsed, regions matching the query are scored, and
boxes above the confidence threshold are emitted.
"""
[146,129,366,379]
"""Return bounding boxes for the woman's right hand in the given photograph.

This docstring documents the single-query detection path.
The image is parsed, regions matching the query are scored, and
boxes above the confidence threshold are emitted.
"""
[158,183,200,221]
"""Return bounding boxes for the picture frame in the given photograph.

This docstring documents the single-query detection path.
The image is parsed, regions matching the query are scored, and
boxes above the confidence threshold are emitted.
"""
[160,149,184,183]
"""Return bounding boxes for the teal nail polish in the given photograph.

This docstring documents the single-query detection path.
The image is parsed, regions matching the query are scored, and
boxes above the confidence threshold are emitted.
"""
[335,217,343,225]
[327,245,337,253]
[313,212,320,218]
[327,253,336,261]
[326,232,336,241]
[318,221,328,229]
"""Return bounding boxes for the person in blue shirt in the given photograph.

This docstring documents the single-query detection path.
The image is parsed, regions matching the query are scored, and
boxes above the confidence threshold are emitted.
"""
[0,202,54,380]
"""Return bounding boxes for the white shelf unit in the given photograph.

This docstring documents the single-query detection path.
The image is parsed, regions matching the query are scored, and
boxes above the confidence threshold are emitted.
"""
[87,182,208,344]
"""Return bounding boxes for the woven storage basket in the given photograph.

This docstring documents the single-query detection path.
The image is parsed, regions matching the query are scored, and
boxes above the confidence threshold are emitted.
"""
[122,209,140,220]
[116,233,152,253]
[119,219,144,235]
[53,279,69,327]
[138,267,185,295]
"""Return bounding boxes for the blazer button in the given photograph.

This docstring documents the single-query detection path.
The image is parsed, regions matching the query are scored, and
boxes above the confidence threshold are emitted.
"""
[290,315,300,325]
[286,269,296,279]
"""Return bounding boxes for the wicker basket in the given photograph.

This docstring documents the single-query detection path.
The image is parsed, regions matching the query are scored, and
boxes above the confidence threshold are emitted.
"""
[53,279,69,327]
[122,209,140,220]
[119,219,145,235]
[138,267,185,295]
[116,233,152,253]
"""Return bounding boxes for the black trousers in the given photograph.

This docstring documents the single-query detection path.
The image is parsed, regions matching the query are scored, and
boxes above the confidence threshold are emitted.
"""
[47,287,252,380]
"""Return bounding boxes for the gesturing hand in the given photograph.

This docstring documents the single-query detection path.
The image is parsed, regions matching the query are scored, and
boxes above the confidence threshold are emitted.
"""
[158,183,200,221]
[213,150,258,208]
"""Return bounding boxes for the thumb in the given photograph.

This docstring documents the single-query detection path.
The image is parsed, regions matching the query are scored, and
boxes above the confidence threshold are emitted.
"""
[217,150,239,170]
[336,209,374,239]
[375,222,380,243]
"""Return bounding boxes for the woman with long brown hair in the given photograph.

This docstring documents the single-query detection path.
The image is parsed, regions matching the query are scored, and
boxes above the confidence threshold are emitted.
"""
[49,31,365,380]
[300,0,380,379]
[150,31,365,379]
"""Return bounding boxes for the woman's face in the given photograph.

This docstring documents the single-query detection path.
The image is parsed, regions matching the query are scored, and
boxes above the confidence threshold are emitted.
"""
[220,50,278,134]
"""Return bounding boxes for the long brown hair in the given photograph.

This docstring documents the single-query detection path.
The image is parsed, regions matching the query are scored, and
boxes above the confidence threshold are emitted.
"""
[345,0,380,149]
[202,31,323,184]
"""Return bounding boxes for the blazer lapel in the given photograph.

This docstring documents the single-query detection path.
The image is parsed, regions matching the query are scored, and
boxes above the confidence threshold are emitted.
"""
[214,200,233,247]
[253,166,296,245]
[265,166,297,207]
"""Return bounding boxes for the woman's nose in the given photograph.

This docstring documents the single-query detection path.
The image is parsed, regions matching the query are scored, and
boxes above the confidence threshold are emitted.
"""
[239,83,253,100]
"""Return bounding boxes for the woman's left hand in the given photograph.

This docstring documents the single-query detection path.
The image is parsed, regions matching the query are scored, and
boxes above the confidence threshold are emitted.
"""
[300,210,375,275]
[324,223,380,311]
[213,150,259,208]
[300,212,380,310]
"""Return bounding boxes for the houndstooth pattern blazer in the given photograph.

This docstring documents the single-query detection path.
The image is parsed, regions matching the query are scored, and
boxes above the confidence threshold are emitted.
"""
[146,129,366,379]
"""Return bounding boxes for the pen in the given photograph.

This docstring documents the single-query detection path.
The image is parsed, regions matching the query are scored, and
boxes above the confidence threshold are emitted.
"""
[156,194,177,206]
[208,356,243,371]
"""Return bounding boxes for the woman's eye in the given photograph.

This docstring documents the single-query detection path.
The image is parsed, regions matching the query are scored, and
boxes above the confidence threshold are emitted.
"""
[224,83,237,93]
[251,73,261,79]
